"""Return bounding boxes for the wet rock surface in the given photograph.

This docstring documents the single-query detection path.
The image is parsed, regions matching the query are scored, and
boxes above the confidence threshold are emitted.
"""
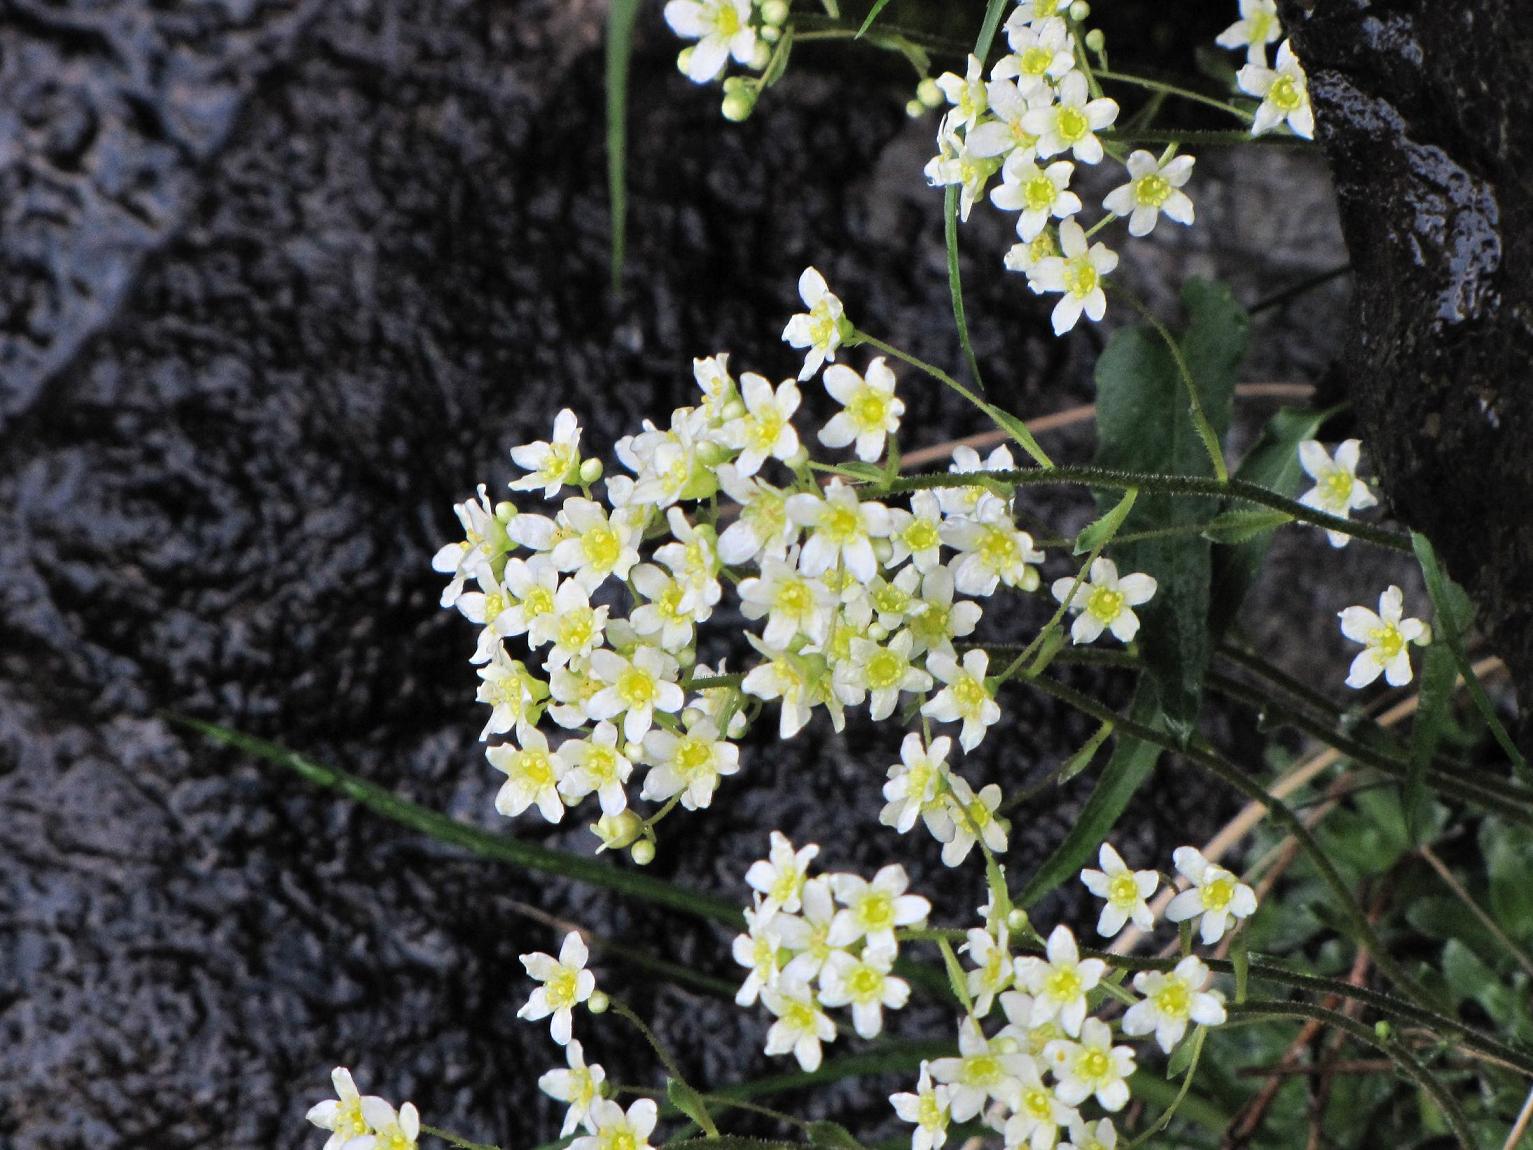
[1,2,1363,1147]
[1284,0,1533,737]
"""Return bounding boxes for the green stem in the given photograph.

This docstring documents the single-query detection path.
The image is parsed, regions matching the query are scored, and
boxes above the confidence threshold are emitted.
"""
[1095,70,1254,123]
[609,1000,719,1137]
[882,466,1412,551]
[1125,1026,1206,1149]
[424,1126,503,1150]
[1114,128,1311,147]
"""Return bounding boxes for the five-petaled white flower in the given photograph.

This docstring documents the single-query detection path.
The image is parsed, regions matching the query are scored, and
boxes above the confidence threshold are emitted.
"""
[1079,842,1158,938]
[551,498,642,591]
[1061,1115,1119,1150]
[1166,845,1259,944]
[555,722,634,817]
[819,357,905,463]
[1015,924,1107,1037]
[1297,438,1378,547]
[1216,0,1282,64]
[761,973,837,1070]
[837,631,934,721]
[1339,585,1430,688]
[1052,558,1157,645]
[1001,1057,1072,1150]
[1238,39,1313,139]
[510,408,583,498]
[942,494,1045,596]
[570,1099,659,1150]
[1103,151,1195,237]
[723,373,803,478]
[819,946,912,1038]
[881,732,957,840]
[351,1098,421,1150]
[740,552,836,648]
[829,864,931,951]
[717,464,799,565]
[940,775,1008,867]
[782,267,848,380]
[890,1062,954,1150]
[1022,71,1119,164]
[923,649,1002,751]
[306,1067,382,1150]
[787,481,892,582]
[664,0,756,84]
[488,726,566,822]
[640,716,741,810]
[990,155,1082,241]
[963,921,1015,1017]
[519,931,597,1046]
[586,645,686,741]
[928,1017,1029,1120]
[1122,955,1226,1054]
[538,1040,608,1137]
[1026,218,1119,335]
[732,904,785,1006]
[1045,1017,1136,1111]
[934,54,989,132]
[746,830,821,918]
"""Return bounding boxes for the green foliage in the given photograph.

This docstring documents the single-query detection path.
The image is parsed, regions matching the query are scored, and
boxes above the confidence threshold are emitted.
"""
[805,1122,866,1150]
[1093,278,1247,737]
[606,0,641,292]
[1408,644,1458,843]
[667,1081,720,1139]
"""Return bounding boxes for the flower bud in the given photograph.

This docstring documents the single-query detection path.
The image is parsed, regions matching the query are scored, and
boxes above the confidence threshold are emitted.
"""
[721,397,746,421]
[631,839,657,866]
[1084,28,1105,53]
[905,99,925,119]
[1068,0,1090,20]
[676,47,695,76]
[681,706,705,727]
[1006,907,1031,935]
[495,500,517,523]
[749,42,772,71]
[579,458,604,485]
[917,78,943,108]
[994,1034,1022,1055]
[722,89,756,122]
[592,811,643,852]
[761,0,790,25]
[1374,1020,1392,1041]
[785,445,810,470]
[873,538,894,564]
[761,24,781,43]
[676,647,696,669]
[587,990,610,1015]
[867,621,889,642]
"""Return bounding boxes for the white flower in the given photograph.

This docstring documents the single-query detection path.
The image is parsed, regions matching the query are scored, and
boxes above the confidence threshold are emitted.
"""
[723,373,803,477]
[1061,1116,1118,1150]
[965,77,1051,161]
[519,931,597,1046]
[1217,0,1282,64]
[922,649,1001,751]
[1079,843,1158,938]
[511,409,583,498]
[539,1040,608,1137]
[530,579,609,671]
[733,904,786,1006]
[1015,924,1106,1037]
[692,352,737,422]
[836,631,933,721]
[556,722,634,816]
[1238,39,1313,139]
[820,946,912,1038]
[935,55,989,132]
[990,155,1081,241]
[1339,585,1431,689]
[924,119,1000,222]
[742,637,817,738]
[570,1099,658,1150]
[550,498,641,591]
[1122,955,1226,1054]
[963,922,1015,1017]
[867,566,924,632]
[928,1018,1028,1120]
[1002,1058,1073,1150]
[655,507,723,615]
[820,357,905,463]
[432,484,509,607]
[746,831,821,918]
[352,1099,421,1150]
[761,973,837,1070]
[630,564,700,651]
[1008,0,1070,28]
[475,647,548,740]
[1051,558,1157,645]
[1004,228,1061,276]
[1045,1018,1135,1111]
[778,875,839,981]
[685,658,749,739]
[717,464,799,565]
[740,552,837,648]
[997,16,1077,90]
[306,1067,381,1150]
[942,494,1045,597]
[829,864,931,951]
[641,716,740,810]
[887,491,946,572]
[1102,151,1195,237]
[586,645,686,741]
[939,776,1008,867]
[998,989,1066,1057]
[1166,846,1259,944]
[488,727,566,823]
[787,480,892,582]
[881,732,958,840]
[782,267,848,380]
[891,1062,953,1150]
[665,0,755,84]
[499,555,561,637]
[1022,71,1119,164]
[1026,218,1118,335]
[457,567,521,664]
[1297,439,1379,547]
[906,566,983,657]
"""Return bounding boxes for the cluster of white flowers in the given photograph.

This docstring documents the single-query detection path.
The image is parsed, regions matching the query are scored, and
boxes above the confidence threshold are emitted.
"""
[307,1068,422,1150]
[923,2,1198,335]
[881,841,1254,1150]
[1218,0,1314,139]
[733,832,928,1069]
[664,0,790,120]
[433,268,1159,860]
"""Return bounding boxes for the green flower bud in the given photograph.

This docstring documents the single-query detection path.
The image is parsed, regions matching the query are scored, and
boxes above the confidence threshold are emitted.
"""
[722,89,757,122]
[761,0,790,25]
[905,99,925,119]
[587,990,611,1015]
[1068,0,1090,21]
[631,839,657,866]
[495,501,517,523]
[917,78,943,108]
[579,457,604,485]
[1085,28,1105,53]
[592,811,643,852]
[749,42,772,71]
[677,47,695,76]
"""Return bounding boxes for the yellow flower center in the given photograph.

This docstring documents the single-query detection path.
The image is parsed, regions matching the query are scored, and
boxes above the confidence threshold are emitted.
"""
[336,1100,368,1138]
[1023,1088,1053,1119]
[953,674,988,711]
[771,871,800,904]
[809,301,840,348]
[1248,11,1276,44]
[822,504,862,543]
[1370,623,1405,662]
[1079,1048,1110,1081]
[715,4,742,36]
[916,1092,944,1128]
[1133,172,1172,207]
[1203,874,1235,911]
[1154,980,1191,1020]
[1087,586,1125,623]
[546,967,580,1010]
[540,443,575,483]
[979,524,1020,569]
[1056,105,1089,142]
[903,519,939,553]
[856,891,896,932]
[658,583,689,622]
[867,649,904,691]
[1321,469,1354,507]
[1063,255,1100,299]
[1046,966,1083,1003]
[850,388,890,431]
[558,609,596,652]
[583,524,622,571]
[605,1130,637,1150]
[523,586,555,618]
[1020,46,1053,77]
[1024,173,1057,212]
[616,666,657,707]
[483,591,507,620]
[962,1054,1002,1087]
[873,583,910,616]
[746,491,787,535]
[516,750,557,791]
[586,746,619,785]
[849,965,884,1000]
[1269,73,1303,112]
[749,414,784,454]
[784,999,819,1031]
[910,604,951,645]
[675,737,714,778]
[1108,872,1139,907]
[776,580,813,616]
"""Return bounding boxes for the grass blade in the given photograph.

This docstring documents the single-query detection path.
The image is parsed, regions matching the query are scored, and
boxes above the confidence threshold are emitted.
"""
[974,0,1010,61]
[856,0,896,37]
[943,186,986,392]
[607,0,641,293]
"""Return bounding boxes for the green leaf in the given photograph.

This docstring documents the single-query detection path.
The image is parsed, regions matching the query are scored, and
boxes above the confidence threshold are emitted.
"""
[1441,938,1518,1021]
[759,23,794,88]
[856,0,895,36]
[1412,532,1528,777]
[1165,1027,1199,1080]
[944,186,985,394]
[605,0,641,293]
[982,400,1053,468]
[667,1081,719,1139]
[937,937,975,1013]
[1407,644,1457,844]
[1093,279,1247,738]
[1208,403,1341,638]
[1057,719,1115,786]
[1482,820,1533,942]
[1019,689,1163,907]
[974,0,1010,60]
[1200,507,1293,545]
[1232,929,1250,1004]
[806,1123,865,1150]
[1074,488,1139,555]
